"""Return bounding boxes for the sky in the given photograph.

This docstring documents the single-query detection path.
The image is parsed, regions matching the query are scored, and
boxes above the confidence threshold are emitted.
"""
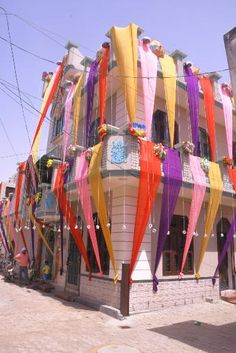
[0,0,235,182]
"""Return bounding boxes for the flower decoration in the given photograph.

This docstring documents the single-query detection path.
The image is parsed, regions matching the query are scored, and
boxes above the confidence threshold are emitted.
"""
[153,143,167,160]
[97,124,108,139]
[181,141,195,154]
[68,144,77,155]
[150,40,165,58]
[200,158,210,175]
[85,147,93,162]
[128,123,146,138]
[35,192,42,205]
[221,83,233,98]
[223,156,233,166]
[46,159,54,168]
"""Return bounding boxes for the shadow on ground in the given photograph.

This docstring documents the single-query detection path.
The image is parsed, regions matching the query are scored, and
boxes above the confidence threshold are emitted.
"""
[150,320,236,353]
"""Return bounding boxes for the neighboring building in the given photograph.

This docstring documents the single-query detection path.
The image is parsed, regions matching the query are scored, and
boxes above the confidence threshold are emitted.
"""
[10,25,236,314]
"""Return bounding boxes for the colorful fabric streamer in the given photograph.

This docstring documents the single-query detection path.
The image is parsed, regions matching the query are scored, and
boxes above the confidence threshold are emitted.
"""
[6,198,17,254]
[139,42,158,140]
[63,83,76,162]
[179,156,207,277]
[31,63,63,162]
[0,204,10,253]
[212,211,236,285]
[15,162,27,250]
[220,84,233,159]
[228,168,236,192]
[86,60,99,148]
[88,143,119,283]
[130,140,161,282]
[111,24,138,123]
[153,149,182,290]
[195,162,223,278]
[184,66,199,155]
[159,54,177,148]
[200,76,216,161]
[73,73,84,145]
[99,47,110,125]
[75,153,103,274]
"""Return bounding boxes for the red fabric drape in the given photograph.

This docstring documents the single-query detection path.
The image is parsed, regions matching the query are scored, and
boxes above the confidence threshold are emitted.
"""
[53,164,91,275]
[15,162,27,250]
[200,76,216,161]
[99,47,110,125]
[129,140,161,282]
[228,168,236,191]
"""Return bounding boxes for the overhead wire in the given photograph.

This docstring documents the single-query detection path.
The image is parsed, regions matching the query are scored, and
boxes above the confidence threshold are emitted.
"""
[0,116,18,160]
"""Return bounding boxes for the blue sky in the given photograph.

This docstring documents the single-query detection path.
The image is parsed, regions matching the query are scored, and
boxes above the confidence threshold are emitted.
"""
[0,0,235,181]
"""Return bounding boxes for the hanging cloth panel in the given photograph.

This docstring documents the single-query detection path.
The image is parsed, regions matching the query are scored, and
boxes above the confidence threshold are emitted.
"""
[139,43,158,140]
[200,76,216,161]
[159,54,176,148]
[59,210,64,275]
[75,153,103,274]
[184,66,199,155]
[31,63,63,162]
[220,85,233,159]
[130,140,161,282]
[63,83,76,162]
[228,168,236,192]
[15,162,27,250]
[73,73,84,145]
[153,149,182,290]
[53,164,91,275]
[0,205,10,253]
[0,230,7,254]
[99,47,110,125]
[179,156,207,276]
[111,24,138,123]
[88,143,119,283]
[6,199,17,253]
[86,60,99,148]
[195,162,223,278]
[2,202,13,253]
[212,211,236,284]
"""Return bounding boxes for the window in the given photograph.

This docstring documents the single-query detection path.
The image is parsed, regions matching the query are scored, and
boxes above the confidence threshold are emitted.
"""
[198,127,211,160]
[163,215,193,275]
[51,108,64,140]
[152,110,179,146]
[87,213,110,275]
[87,118,100,147]
[5,187,15,197]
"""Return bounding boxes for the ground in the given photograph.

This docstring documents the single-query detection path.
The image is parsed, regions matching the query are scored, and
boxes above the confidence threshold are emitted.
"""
[0,275,235,353]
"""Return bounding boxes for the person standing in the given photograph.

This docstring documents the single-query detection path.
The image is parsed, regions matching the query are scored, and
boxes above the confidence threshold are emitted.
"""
[14,248,29,284]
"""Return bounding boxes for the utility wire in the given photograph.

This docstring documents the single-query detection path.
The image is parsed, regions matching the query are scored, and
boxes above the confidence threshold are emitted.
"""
[0,116,18,159]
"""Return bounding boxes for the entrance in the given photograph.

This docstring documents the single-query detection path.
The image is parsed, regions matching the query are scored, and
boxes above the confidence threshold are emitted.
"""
[66,233,81,293]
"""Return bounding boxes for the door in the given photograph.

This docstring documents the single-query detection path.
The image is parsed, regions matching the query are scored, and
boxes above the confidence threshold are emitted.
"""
[66,233,81,293]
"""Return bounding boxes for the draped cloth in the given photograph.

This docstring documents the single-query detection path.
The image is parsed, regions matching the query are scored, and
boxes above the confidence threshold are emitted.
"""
[184,66,199,155]
[0,204,10,253]
[200,76,216,161]
[228,168,236,192]
[99,47,110,125]
[6,199,17,253]
[212,211,236,285]
[53,164,91,275]
[75,153,103,274]
[159,54,176,148]
[179,156,207,277]
[139,43,158,140]
[63,83,76,162]
[220,84,233,159]
[153,149,182,291]
[195,162,223,278]
[15,162,27,250]
[86,60,99,147]
[88,143,119,283]
[73,73,84,145]
[31,63,63,162]
[111,24,138,123]
[130,140,161,282]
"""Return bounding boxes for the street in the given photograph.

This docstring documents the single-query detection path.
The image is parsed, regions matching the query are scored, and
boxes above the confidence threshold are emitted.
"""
[0,275,235,353]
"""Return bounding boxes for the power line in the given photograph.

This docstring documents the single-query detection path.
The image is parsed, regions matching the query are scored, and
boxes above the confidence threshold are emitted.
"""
[0,116,18,159]
[0,77,42,103]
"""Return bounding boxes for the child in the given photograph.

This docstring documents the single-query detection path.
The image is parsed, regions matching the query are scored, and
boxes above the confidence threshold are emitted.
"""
[42,260,50,281]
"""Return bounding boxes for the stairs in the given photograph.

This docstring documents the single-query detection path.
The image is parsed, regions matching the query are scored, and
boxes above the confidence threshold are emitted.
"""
[221,290,236,304]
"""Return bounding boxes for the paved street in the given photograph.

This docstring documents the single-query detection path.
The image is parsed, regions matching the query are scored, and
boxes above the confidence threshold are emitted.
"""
[0,275,235,353]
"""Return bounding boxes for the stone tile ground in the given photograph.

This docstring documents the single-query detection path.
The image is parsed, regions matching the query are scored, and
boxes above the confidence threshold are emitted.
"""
[0,275,235,353]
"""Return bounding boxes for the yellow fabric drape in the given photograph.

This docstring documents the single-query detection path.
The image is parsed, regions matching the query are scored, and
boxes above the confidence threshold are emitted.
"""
[2,202,13,253]
[73,73,84,145]
[88,143,118,283]
[195,162,223,278]
[159,54,176,147]
[111,24,138,123]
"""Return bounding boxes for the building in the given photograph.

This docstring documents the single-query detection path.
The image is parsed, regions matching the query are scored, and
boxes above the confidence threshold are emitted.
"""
[7,24,236,314]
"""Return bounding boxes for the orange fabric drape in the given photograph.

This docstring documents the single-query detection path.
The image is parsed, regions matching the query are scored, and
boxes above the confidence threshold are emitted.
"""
[228,168,236,191]
[200,76,216,161]
[15,162,27,250]
[99,47,110,125]
[129,140,161,282]
[53,164,91,275]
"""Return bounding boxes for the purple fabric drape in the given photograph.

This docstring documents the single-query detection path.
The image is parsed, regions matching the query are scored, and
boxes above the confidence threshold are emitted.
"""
[60,209,64,275]
[86,60,99,148]
[0,205,10,253]
[212,212,236,285]
[184,66,199,155]
[153,149,182,291]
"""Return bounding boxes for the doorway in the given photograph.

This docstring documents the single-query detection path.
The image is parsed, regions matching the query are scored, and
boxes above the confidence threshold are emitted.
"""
[66,233,81,293]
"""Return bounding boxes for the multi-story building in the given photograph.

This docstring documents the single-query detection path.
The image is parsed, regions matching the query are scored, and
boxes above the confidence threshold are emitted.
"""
[11,24,236,314]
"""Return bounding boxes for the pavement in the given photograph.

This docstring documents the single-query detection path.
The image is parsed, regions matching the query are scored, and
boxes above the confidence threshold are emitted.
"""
[0,275,236,353]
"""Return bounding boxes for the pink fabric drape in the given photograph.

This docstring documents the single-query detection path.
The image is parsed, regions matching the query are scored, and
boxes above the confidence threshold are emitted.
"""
[139,42,158,140]
[179,155,207,277]
[75,153,102,274]
[63,83,75,162]
[220,84,233,159]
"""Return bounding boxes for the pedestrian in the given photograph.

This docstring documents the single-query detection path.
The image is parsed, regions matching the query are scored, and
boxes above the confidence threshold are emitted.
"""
[14,247,29,285]
[42,260,51,281]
